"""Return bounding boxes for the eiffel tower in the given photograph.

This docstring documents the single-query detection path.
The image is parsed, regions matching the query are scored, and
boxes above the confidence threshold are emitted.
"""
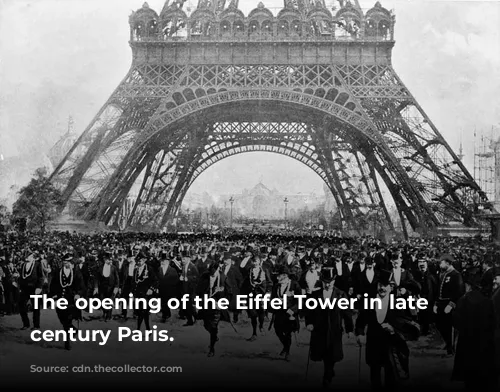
[49,0,487,235]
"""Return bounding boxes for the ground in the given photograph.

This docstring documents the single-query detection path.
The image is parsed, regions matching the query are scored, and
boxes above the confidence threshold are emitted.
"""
[0,310,462,391]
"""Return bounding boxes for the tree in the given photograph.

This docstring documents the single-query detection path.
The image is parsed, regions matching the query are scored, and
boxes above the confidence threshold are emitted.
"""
[0,202,11,232]
[12,168,63,234]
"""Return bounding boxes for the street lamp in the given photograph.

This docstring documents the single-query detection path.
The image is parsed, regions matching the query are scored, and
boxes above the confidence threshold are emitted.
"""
[283,197,289,230]
[229,197,234,228]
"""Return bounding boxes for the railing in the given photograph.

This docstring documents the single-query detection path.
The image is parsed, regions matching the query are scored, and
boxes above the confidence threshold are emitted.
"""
[130,32,393,43]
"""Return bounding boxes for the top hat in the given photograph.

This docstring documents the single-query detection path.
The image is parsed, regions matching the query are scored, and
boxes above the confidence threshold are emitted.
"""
[364,256,374,265]
[136,251,148,261]
[320,267,336,282]
[62,253,74,263]
[378,270,393,286]
[223,252,232,260]
[181,250,190,258]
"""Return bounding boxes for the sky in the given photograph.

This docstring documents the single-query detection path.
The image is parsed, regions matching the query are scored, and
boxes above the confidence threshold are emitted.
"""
[0,0,499,199]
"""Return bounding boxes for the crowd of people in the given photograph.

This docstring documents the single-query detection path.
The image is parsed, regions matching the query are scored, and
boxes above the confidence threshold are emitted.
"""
[0,230,499,390]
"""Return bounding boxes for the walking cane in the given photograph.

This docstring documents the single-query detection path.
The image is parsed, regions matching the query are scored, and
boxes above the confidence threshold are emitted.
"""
[305,345,311,381]
[358,344,362,384]
[294,331,300,347]
[228,318,238,334]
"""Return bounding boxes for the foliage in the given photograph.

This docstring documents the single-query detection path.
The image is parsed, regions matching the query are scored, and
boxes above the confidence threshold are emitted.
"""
[11,168,63,233]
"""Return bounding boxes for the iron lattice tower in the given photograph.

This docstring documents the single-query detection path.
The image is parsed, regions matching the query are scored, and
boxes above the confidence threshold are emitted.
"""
[49,0,487,234]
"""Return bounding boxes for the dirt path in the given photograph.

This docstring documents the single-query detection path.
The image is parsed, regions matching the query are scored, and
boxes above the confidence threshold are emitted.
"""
[0,310,461,390]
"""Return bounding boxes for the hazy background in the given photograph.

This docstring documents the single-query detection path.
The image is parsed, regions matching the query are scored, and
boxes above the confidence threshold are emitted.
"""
[0,0,499,200]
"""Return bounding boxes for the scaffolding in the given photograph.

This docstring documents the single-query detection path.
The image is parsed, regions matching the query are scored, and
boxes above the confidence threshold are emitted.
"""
[474,127,497,204]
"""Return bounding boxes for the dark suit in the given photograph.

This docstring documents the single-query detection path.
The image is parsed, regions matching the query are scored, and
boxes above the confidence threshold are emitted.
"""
[96,263,120,320]
[357,268,379,299]
[390,268,421,296]
[75,262,90,298]
[452,289,497,391]
[114,258,129,288]
[492,287,500,375]
[120,259,136,317]
[220,264,243,310]
[49,267,85,334]
[435,267,465,352]
[156,262,180,320]
[332,261,351,292]
[19,261,44,328]
[414,269,437,335]
[132,263,158,329]
[305,287,354,383]
[262,259,278,288]
[374,251,391,271]
[178,261,199,324]
[270,279,302,355]
[241,265,267,333]
[356,300,419,389]
[481,268,496,298]
[195,271,231,352]
[195,256,213,276]
[351,262,367,295]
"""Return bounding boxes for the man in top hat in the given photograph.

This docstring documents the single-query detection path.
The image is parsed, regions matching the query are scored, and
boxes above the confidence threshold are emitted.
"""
[389,252,420,299]
[195,261,232,357]
[299,258,322,299]
[433,254,465,355]
[355,256,379,300]
[220,252,243,323]
[74,249,92,320]
[156,251,180,323]
[241,254,268,341]
[480,256,496,298]
[195,246,213,276]
[176,249,199,326]
[18,251,44,330]
[329,251,349,293]
[120,247,137,320]
[305,267,354,388]
[451,269,497,391]
[39,252,52,295]
[351,252,368,290]
[270,265,302,361]
[356,269,420,391]
[3,256,19,315]
[49,253,85,350]
[263,249,279,286]
[132,251,157,330]
[94,251,120,321]
[413,256,437,336]
[239,246,254,271]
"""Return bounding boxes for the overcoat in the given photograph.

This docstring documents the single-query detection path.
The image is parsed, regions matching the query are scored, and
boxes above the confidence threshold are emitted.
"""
[452,289,496,386]
[305,287,353,363]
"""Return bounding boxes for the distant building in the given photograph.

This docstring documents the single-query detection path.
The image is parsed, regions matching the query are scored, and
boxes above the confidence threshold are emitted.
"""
[48,117,78,168]
[215,181,328,219]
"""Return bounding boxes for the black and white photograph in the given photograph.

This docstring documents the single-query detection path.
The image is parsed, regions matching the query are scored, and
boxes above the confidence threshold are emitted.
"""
[0,0,499,391]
